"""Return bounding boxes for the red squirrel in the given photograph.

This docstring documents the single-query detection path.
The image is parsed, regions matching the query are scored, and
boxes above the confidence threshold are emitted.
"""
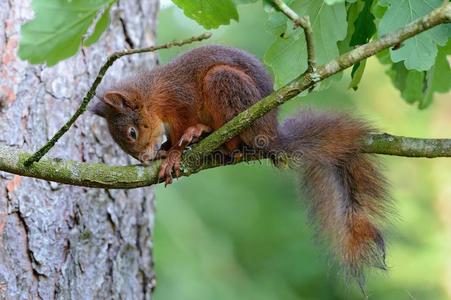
[92,45,390,284]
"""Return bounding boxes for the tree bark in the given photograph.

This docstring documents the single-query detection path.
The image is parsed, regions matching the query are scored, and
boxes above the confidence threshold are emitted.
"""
[0,0,159,299]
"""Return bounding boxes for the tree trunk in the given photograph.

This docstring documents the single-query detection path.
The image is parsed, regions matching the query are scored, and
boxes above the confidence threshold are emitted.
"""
[0,1,159,299]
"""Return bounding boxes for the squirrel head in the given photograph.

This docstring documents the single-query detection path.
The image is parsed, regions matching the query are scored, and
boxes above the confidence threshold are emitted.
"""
[92,90,168,164]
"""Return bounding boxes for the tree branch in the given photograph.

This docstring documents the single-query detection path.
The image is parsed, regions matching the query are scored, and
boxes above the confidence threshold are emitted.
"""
[272,0,316,74]
[23,33,212,167]
[183,3,451,163]
[364,134,451,158]
[1,3,449,188]
[1,134,450,189]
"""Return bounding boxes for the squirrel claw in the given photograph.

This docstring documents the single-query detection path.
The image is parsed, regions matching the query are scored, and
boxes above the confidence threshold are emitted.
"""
[164,176,172,187]
[159,149,182,186]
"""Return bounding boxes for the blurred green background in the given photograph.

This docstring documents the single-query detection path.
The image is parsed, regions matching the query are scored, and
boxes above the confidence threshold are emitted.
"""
[153,1,451,299]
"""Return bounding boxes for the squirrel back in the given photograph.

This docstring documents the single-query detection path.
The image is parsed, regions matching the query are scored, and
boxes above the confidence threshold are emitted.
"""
[110,45,274,106]
[162,45,274,97]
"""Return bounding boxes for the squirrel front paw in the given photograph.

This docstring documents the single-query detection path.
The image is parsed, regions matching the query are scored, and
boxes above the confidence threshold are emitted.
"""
[158,149,182,186]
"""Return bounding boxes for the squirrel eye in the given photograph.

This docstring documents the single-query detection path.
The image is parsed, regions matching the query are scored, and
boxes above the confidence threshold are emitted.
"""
[128,127,138,140]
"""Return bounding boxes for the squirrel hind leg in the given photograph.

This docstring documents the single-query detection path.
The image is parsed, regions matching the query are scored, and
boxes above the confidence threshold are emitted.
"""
[202,64,278,151]
[177,123,212,147]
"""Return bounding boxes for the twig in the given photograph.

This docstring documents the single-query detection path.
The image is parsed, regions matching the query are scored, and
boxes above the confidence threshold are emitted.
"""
[272,0,316,75]
[184,3,451,163]
[24,32,212,167]
[1,134,450,189]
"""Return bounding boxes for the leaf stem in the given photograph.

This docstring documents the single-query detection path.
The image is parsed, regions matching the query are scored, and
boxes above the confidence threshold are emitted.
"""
[272,0,317,75]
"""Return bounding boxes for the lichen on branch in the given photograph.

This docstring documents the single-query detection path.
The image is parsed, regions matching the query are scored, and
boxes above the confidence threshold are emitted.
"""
[1,133,450,189]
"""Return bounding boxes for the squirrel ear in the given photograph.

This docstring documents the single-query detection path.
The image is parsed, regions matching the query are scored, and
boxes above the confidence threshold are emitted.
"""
[90,100,110,118]
[103,91,132,111]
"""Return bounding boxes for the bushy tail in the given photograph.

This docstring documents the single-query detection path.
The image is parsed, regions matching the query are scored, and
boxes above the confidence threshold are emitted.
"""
[272,110,390,285]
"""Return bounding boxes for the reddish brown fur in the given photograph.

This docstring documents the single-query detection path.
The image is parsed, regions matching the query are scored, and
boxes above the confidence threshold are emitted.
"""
[92,45,390,285]
[278,110,389,285]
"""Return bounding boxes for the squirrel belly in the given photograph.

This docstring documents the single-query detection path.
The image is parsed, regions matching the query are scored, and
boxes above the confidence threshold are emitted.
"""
[92,45,391,285]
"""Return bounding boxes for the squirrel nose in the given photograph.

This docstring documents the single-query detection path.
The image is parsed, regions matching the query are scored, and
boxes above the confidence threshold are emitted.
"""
[139,146,158,165]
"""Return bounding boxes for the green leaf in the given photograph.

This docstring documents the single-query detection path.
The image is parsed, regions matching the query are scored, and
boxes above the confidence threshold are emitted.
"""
[350,0,375,47]
[324,0,346,3]
[324,0,356,4]
[371,1,387,19]
[378,0,450,71]
[19,0,115,66]
[387,65,425,104]
[84,5,112,47]
[233,0,258,4]
[376,47,391,65]
[264,0,347,89]
[264,29,305,88]
[421,41,451,108]
[348,60,366,91]
[171,0,239,29]
[337,0,361,53]
[385,41,451,108]
[403,71,426,104]
[340,0,376,90]
[264,11,288,36]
